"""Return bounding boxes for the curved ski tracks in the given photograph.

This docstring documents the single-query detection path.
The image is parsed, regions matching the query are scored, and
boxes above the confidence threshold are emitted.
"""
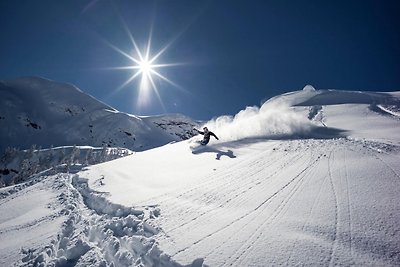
[154,139,400,266]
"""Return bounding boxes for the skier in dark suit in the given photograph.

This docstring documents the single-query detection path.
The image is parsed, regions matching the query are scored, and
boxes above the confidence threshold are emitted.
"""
[194,127,219,145]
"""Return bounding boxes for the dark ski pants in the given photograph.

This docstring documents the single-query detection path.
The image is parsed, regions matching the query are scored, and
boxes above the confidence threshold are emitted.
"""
[200,139,209,145]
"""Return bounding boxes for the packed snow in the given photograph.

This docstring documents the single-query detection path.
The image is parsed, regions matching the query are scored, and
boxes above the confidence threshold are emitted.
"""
[1,82,400,266]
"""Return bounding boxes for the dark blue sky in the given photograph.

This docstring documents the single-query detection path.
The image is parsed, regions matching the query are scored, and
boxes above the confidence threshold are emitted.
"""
[1,1,399,119]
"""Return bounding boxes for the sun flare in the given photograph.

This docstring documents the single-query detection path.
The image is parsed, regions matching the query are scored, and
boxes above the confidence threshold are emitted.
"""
[103,20,184,111]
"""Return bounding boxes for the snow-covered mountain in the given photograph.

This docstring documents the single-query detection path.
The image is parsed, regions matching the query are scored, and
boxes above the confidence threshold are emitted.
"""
[1,85,399,266]
[0,77,199,154]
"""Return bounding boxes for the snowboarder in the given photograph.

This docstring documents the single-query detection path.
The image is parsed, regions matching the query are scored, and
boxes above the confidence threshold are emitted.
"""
[194,127,219,145]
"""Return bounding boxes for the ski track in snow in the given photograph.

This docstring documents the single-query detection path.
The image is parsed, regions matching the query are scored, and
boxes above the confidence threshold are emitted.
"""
[147,139,400,266]
[286,150,332,264]
[166,151,300,233]
[224,152,320,266]
[165,151,303,234]
[370,150,400,186]
[162,143,309,257]
[327,151,339,266]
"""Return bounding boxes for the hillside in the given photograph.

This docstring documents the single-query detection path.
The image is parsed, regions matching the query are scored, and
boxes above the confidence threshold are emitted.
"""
[0,86,399,266]
[0,77,198,153]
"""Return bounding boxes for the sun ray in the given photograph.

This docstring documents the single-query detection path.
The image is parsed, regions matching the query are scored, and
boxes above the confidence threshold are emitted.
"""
[151,62,186,68]
[148,8,201,65]
[150,69,185,91]
[145,22,153,62]
[115,70,142,92]
[116,10,144,62]
[147,73,166,112]
[101,38,140,64]
[98,66,140,71]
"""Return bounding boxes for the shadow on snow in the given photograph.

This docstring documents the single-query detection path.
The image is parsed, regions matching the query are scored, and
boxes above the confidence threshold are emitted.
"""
[191,146,237,160]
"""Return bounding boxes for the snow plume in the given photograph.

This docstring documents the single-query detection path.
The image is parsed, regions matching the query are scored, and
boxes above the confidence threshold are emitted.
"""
[204,99,315,142]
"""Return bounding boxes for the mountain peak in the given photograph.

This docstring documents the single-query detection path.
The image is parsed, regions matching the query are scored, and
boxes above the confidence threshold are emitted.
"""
[0,77,198,153]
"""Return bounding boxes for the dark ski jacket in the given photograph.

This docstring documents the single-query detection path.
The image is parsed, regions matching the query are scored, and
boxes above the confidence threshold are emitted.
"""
[196,129,219,143]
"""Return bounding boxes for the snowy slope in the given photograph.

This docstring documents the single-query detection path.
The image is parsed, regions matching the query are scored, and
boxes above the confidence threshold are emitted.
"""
[1,86,400,266]
[0,77,198,153]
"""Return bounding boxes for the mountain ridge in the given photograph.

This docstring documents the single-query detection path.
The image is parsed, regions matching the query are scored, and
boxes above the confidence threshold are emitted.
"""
[0,77,199,153]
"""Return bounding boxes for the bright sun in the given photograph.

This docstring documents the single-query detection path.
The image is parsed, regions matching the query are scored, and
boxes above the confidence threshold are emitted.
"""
[138,58,152,76]
[103,19,183,110]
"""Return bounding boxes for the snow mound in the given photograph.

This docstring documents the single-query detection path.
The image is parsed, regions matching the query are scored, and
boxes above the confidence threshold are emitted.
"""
[303,84,316,92]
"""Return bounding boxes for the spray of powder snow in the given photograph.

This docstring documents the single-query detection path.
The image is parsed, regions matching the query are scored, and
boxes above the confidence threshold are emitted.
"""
[203,98,317,142]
